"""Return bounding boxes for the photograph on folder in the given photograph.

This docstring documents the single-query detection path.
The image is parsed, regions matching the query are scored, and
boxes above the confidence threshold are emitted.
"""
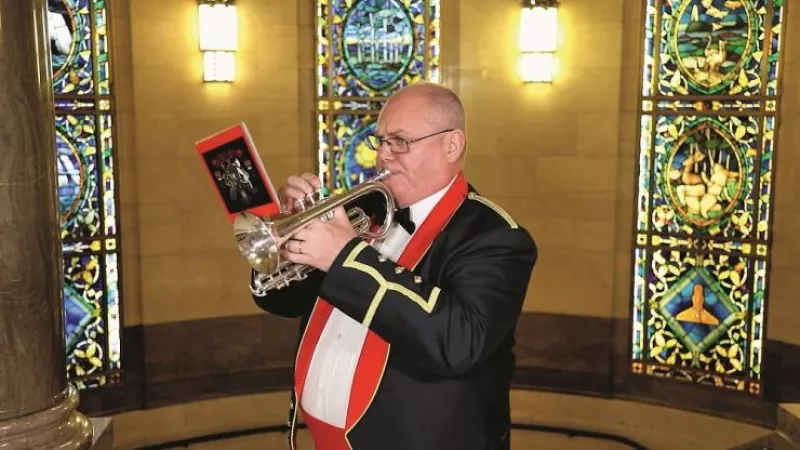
[194,123,281,222]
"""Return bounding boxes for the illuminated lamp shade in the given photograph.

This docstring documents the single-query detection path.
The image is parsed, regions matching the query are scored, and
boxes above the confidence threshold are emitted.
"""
[198,0,238,82]
[519,0,559,83]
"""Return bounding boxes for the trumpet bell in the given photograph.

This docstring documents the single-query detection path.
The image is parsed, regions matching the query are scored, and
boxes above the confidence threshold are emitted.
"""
[234,211,283,274]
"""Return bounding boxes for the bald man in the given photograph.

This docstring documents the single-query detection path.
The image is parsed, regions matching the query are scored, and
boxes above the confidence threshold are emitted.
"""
[251,82,538,450]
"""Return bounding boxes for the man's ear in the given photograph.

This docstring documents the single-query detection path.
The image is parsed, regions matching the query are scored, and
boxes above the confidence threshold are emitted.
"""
[444,130,466,163]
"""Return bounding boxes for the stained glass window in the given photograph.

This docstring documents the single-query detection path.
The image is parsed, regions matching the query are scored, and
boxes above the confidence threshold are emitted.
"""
[631,0,784,395]
[48,0,122,389]
[316,0,441,191]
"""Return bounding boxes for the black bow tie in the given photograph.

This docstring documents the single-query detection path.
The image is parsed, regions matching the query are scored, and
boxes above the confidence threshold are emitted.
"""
[394,207,415,234]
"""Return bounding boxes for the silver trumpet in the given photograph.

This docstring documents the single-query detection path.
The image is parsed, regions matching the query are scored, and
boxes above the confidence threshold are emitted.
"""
[234,169,395,296]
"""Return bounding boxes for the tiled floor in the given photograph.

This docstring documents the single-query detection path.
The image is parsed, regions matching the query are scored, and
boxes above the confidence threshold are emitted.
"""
[112,391,774,450]
[181,428,636,450]
[783,403,800,420]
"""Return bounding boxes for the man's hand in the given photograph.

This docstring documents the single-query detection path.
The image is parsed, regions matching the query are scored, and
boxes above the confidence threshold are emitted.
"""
[276,172,358,272]
[281,206,357,272]
[279,173,322,212]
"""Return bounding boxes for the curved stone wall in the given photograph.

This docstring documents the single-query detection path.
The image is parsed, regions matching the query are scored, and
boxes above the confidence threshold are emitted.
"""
[79,313,800,429]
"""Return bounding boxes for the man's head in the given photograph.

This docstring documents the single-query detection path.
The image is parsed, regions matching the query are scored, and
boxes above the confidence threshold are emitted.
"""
[370,82,466,208]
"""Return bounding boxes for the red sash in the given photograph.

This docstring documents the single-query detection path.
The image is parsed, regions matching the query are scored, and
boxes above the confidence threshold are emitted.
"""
[292,173,468,449]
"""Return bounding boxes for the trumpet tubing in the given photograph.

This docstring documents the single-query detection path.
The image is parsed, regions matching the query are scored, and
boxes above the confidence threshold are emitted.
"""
[233,169,395,295]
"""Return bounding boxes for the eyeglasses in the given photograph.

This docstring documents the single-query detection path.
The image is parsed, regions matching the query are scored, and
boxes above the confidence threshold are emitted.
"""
[363,129,453,154]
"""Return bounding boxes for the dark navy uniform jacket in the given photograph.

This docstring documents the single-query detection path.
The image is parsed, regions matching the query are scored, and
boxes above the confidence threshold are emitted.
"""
[251,183,538,450]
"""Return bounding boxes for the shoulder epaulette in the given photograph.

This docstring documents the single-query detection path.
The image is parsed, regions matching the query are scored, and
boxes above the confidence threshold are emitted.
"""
[467,192,518,229]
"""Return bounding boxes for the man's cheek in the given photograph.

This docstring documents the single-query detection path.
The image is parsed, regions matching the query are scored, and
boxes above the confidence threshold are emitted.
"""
[392,176,412,189]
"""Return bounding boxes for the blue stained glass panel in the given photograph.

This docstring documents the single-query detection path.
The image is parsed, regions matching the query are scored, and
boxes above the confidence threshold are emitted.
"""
[49,0,94,95]
[106,252,121,371]
[331,113,381,191]
[749,258,767,381]
[766,1,784,95]
[317,0,330,98]
[56,115,101,240]
[93,0,111,95]
[329,0,426,98]
[317,0,440,190]
[757,115,775,241]
[100,114,117,235]
[641,0,657,97]
[50,0,122,389]
[631,248,648,361]
[428,0,441,81]
[636,115,653,233]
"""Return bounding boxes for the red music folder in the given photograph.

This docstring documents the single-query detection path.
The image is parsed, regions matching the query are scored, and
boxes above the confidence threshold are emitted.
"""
[194,123,281,223]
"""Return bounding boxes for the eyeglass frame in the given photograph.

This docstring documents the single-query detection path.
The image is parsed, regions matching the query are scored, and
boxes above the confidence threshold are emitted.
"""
[364,128,454,154]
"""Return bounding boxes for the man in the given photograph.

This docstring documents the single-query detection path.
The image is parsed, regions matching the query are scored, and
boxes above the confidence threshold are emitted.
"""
[250,82,537,450]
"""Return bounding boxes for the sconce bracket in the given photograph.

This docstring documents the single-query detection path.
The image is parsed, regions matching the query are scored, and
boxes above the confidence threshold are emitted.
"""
[199,0,236,5]
[521,0,558,7]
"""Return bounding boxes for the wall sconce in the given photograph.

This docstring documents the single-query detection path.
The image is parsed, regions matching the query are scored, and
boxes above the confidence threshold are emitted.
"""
[198,0,238,82]
[519,0,559,83]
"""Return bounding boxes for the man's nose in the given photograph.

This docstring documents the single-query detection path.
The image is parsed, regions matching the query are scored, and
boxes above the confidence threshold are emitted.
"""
[376,144,395,164]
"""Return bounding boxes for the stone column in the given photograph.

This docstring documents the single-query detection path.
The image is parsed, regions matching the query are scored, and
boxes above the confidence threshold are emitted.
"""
[0,0,93,448]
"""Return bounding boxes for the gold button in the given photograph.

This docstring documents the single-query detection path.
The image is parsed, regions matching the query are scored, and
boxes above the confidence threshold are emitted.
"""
[378,255,388,262]
[394,266,404,274]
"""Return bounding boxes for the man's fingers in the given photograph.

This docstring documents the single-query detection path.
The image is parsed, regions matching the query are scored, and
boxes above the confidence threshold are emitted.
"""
[300,173,321,189]
[283,240,300,254]
[291,222,318,242]
[281,249,311,266]
[333,206,348,220]
[285,175,316,196]
[282,186,309,203]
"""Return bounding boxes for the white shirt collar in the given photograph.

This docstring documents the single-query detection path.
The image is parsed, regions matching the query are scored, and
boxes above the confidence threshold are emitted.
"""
[408,175,458,228]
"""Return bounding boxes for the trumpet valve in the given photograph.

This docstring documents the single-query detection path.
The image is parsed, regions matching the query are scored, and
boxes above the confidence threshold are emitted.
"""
[292,188,327,212]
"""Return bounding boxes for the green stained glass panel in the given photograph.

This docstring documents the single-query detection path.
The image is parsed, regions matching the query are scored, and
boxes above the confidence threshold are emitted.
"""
[631,0,783,395]
[658,0,766,97]
[650,115,757,239]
